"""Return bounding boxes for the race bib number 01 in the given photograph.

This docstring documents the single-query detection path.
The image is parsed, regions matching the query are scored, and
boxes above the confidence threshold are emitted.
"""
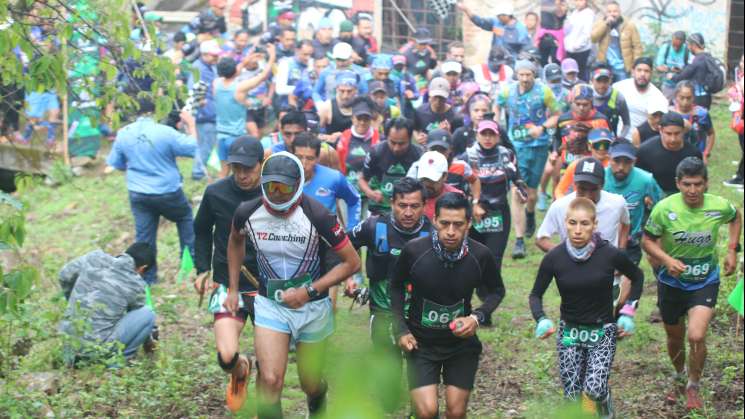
[266,274,312,304]
[561,323,605,347]
[421,298,464,329]
[678,256,714,283]
[510,127,529,141]
[473,211,504,233]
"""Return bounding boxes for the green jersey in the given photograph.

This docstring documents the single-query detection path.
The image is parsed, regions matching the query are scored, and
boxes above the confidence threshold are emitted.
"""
[645,193,737,290]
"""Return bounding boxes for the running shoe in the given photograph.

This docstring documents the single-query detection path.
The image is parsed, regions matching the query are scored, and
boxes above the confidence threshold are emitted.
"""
[512,239,526,259]
[525,211,536,238]
[723,177,744,188]
[536,192,549,211]
[685,386,703,411]
[226,355,251,413]
[307,380,327,418]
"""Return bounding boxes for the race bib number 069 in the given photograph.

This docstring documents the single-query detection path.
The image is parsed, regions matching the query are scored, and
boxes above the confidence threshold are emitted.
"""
[421,298,464,329]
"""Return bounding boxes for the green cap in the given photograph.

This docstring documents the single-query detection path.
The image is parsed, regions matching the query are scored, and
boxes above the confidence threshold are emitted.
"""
[339,20,354,33]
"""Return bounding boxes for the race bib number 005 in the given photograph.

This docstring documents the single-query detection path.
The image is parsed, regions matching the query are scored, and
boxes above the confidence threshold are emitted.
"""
[561,323,605,347]
[421,298,464,329]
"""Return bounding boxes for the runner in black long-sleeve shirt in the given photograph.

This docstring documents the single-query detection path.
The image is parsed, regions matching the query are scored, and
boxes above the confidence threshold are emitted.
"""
[391,192,505,419]
[528,197,644,418]
[192,136,263,413]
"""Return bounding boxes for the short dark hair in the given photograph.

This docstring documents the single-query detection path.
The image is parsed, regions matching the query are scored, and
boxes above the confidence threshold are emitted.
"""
[384,117,413,138]
[234,29,249,38]
[392,177,425,202]
[676,156,708,181]
[217,57,237,78]
[173,32,187,43]
[125,242,156,271]
[298,39,313,50]
[435,192,472,220]
[448,41,465,52]
[633,57,654,69]
[136,97,155,115]
[291,132,321,156]
[280,110,308,129]
[281,27,296,37]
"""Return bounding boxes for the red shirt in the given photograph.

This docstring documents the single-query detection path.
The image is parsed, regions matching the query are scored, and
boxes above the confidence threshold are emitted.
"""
[424,184,464,221]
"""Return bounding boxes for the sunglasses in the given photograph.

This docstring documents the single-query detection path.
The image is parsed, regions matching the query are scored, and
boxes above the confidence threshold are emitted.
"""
[592,141,611,151]
[265,182,296,194]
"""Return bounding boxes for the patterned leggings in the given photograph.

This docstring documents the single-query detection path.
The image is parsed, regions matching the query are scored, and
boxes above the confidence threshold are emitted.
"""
[557,322,618,402]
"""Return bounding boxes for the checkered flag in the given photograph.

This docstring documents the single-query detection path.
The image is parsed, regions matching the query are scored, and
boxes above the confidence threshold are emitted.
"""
[429,0,456,19]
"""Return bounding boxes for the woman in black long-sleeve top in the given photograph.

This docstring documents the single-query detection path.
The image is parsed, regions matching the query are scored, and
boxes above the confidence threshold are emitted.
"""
[529,197,644,418]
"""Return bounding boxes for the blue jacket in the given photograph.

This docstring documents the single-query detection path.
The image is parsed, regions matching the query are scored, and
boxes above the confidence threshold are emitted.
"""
[107,117,197,194]
[469,15,530,55]
[304,164,361,229]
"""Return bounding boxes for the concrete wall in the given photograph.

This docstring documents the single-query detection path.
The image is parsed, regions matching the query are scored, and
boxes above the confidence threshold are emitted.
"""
[461,0,733,66]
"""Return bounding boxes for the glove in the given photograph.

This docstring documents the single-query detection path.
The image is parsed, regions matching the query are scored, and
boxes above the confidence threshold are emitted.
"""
[535,318,555,339]
[617,315,635,334]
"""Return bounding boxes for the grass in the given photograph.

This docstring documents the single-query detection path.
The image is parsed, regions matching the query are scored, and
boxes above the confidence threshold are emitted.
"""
[0,104,743,418]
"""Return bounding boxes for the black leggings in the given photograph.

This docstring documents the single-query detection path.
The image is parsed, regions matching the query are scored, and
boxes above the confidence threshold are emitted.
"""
[470,206,511,316]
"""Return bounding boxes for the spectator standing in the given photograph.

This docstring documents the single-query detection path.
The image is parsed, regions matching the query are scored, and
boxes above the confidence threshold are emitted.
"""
[563,0,595,80]
[537,0,568,64]
[591,1,642,82]
[106,101,198,284]
[656,31,690,100]
[458,2,531,57]
[189,39,220,181]
[613,57,667,133]
[311,17,337,60]
[275,40,313,108]
[671,33,716,109]
[524,11,540,42]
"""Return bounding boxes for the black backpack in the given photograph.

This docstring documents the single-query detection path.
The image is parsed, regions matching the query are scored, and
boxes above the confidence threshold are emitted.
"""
[700,53,726,93]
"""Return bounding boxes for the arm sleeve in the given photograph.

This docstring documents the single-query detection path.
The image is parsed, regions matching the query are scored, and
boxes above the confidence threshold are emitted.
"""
[613,248,644,303]
[348,217,373,249]
[169,128,198,158]
[306,198,350,251]
[390,245,412,337]
[58,254,90,300]
[336,172,362,229]
[472,250,506,321]
[193,189,215,274]
[361,148,378,181]
[106,139,127,170]
[616,93,631,139]
[528,254,555,321]
[469,15,495,32]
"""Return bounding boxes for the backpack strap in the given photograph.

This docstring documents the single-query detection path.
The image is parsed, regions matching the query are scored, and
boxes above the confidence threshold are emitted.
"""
[609,89,618,111]
[375,221,389,253]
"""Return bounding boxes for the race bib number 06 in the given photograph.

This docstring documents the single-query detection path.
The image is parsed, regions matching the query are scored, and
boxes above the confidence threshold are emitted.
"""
[421,298,464,329]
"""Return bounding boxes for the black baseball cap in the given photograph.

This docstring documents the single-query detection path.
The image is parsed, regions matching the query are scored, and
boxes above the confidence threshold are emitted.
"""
[368,80,387,94]
[261,153,301,185]
[660,112,685,128]
[427,129,451,150]
[352,100,374,118]
[543,63,562,82]
[413,27,432,44]
[227,136,264,167]
[574,157,605,185]
[609,139,637,160]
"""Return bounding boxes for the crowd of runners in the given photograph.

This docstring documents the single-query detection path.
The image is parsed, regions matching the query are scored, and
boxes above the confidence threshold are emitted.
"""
[36,1,745,418]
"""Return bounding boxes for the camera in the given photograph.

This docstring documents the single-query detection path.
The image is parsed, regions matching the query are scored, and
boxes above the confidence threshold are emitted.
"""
[259,31,276,45]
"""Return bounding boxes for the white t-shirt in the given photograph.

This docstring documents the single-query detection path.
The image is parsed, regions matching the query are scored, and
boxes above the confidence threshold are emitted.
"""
[613,78,667,132]
[537,190,630,247]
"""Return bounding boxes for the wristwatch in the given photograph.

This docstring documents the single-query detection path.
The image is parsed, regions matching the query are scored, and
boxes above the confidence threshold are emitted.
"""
[471,198,480,205]
[304,284,319,299]
[728,243,742,253]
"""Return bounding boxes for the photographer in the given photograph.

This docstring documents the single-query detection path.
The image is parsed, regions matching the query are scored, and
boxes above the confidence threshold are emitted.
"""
[591,1,642,82]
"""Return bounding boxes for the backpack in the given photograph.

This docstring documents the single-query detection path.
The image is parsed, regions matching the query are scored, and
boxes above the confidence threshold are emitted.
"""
[700,54,726,93]
[374,221,429,254]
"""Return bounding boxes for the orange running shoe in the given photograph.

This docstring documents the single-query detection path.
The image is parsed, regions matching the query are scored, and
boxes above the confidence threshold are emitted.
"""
[226,355,251,413]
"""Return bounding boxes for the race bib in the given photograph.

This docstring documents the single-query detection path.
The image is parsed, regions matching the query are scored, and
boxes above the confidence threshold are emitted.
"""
[266,274,312,305]
[561,323,605,348]
[208,284,245,314]
[510,126,530,141]
[473,210,504,233]
[678,256,715,283]
[421,298,464,329]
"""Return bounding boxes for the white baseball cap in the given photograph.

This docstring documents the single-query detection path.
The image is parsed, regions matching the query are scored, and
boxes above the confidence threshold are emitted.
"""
[416,151,449,182]
[647,97,669,115]
[199,39,221,56]
[331,42,353,60]
[494,2,515,17]
[442,61,462,75]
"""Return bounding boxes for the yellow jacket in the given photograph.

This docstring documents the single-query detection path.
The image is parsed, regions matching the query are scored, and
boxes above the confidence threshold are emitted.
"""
[591,17,643,72]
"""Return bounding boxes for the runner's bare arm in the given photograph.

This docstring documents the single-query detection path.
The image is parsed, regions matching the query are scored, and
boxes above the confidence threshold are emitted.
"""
[724,209,742,275]
[224,223,246,313]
